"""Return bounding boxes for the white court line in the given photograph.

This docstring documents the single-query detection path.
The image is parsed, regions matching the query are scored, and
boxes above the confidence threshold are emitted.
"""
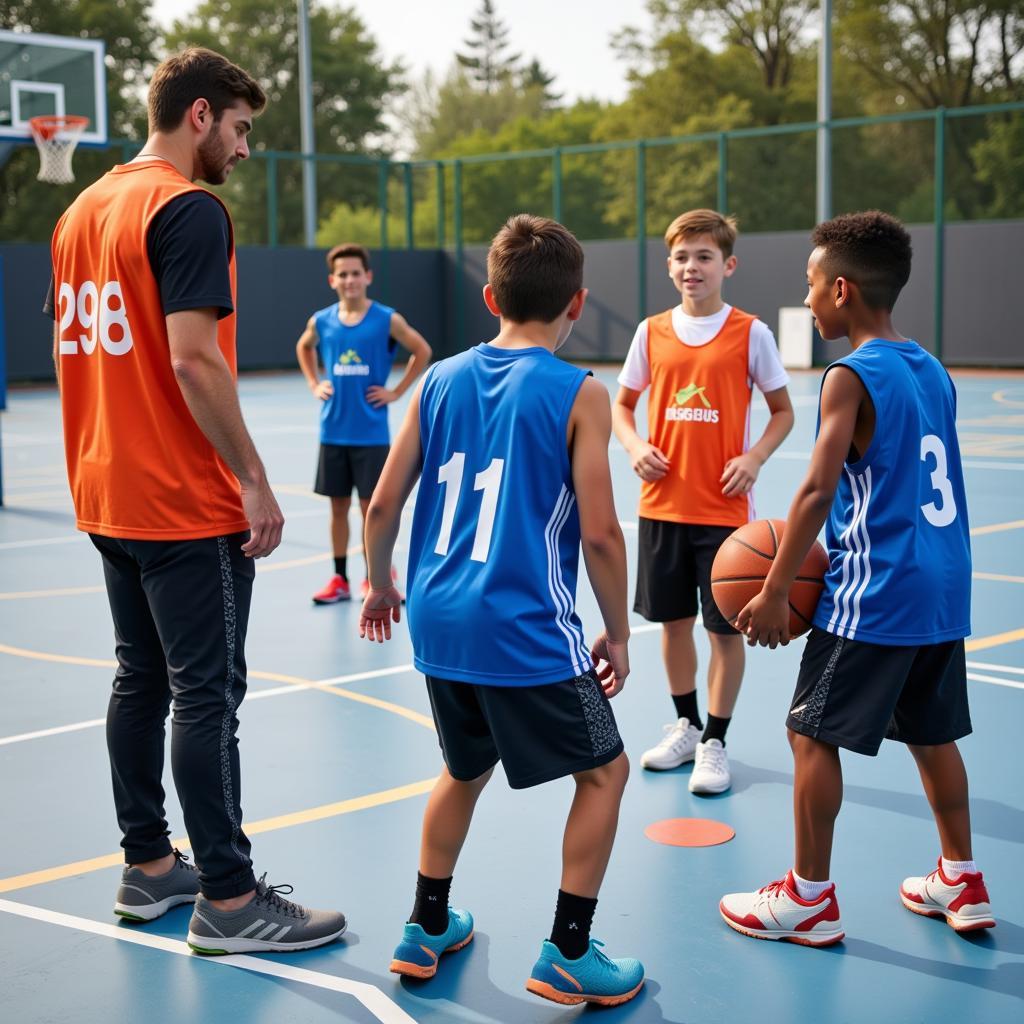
[769,451,1024,472]
[967,660,1024,675]
[0,899,415,1024]
[0,535,86,551]
[966,672,1024,691]
[0,667,415,747]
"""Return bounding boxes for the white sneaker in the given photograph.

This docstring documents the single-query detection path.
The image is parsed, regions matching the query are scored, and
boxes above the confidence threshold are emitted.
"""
[689,738,731,794]
[720,872,844,946]
[900,860,995,932]
[640,718,700,770]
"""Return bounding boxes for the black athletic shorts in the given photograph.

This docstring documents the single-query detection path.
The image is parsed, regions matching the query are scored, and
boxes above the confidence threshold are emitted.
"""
[634,517,738,633]
[313,443,389,499]
[787,628,972,756]
[424,670,624,789]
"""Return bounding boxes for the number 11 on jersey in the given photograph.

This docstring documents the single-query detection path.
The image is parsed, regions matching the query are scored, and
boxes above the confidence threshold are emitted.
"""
[434,452,506,563]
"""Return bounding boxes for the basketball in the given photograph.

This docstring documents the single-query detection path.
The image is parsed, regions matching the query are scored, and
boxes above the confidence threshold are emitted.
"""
[710,519,829,637]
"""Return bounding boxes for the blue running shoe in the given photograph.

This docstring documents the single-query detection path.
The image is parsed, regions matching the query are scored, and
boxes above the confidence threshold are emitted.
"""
[390,908,474,979]
[527,938,645,1006]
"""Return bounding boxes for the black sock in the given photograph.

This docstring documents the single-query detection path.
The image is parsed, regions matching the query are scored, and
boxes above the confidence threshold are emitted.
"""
[409,872,452,935]
[672,691,703,730]
[550,889,597,960]
[702,713,731,746]
[333,555,347,580]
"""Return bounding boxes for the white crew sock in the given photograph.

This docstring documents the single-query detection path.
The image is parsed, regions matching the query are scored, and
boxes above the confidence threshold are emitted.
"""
[941,856,978,879]
[792,870,832,901]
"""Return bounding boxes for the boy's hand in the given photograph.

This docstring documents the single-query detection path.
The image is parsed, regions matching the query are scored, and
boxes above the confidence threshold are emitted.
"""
[590,632,630,697]
[312,380,333,401]
[734,589,790,649]
[720,451,763,496]
[366,385,399,408]
[629,441,670,482]
[358,586,403,642]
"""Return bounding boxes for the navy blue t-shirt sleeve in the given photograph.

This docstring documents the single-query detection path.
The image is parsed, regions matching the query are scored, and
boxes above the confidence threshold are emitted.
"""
[147,191,234,319]
[43,192,233,323]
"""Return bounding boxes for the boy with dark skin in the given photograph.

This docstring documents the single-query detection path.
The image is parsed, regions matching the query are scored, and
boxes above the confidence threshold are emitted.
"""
[720,212,993,945]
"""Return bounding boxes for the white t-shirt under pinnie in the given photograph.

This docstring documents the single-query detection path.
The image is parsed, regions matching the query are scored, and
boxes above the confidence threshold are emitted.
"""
[618,304,790,395]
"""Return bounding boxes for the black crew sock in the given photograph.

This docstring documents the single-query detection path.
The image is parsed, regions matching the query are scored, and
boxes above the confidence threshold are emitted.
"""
[672,691,703,730]
[333,555,347,581]
[409,872,452,935]
[702,713,731,746]
[550,889,597,960]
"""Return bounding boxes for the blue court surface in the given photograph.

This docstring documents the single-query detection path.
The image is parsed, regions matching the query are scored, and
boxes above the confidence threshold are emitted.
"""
[1,367,1022,1023]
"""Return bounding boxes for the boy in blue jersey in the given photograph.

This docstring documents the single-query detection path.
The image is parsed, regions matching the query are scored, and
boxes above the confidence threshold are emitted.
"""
[720,211,994,946]
[296,243,431,604]
[359,215,645,1006]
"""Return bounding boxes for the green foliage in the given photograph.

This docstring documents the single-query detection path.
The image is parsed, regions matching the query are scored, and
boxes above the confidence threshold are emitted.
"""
[970,114,1024,218]
[163,0,405,244]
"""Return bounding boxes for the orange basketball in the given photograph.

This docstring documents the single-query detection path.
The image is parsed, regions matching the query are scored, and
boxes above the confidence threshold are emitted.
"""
[710,519,829,637]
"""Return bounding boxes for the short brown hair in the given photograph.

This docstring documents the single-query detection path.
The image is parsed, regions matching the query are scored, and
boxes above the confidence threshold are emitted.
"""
[326,244,371,273]
[664,209,738,257]
[487,214,584,324]
[811,210,912,311]
[148,47,266,133]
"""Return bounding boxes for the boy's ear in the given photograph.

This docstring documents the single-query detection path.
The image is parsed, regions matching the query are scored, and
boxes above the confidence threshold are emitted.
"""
[834,276,851,308]
[566,287,588,321]
[364,268,373,286]
[482,283,501,317]
[723,254,738,277]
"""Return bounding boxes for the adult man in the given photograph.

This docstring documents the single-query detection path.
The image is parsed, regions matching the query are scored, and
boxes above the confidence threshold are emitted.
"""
[47,47,345,953]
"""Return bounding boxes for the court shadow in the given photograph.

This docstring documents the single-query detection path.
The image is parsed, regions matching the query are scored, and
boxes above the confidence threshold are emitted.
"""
[825,937,1024,1000]
[961,918,1024,957]
[728,760,1024,844]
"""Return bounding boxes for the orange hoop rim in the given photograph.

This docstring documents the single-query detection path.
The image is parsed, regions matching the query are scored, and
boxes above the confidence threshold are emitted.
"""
[29,114,90,142]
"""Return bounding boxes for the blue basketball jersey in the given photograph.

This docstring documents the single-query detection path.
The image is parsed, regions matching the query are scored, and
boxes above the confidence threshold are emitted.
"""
[314,300,395,445]
[812,340,971,645]
[407,344,593,686]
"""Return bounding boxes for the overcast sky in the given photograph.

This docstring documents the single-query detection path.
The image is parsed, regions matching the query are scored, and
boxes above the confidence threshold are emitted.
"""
[150,0,651,105]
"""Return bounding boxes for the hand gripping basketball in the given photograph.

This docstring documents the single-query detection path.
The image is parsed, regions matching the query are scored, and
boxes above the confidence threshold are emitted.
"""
[358,586,403,643]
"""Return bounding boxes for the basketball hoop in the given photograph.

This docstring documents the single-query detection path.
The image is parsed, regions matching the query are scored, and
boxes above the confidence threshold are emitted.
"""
[29,114,89,185]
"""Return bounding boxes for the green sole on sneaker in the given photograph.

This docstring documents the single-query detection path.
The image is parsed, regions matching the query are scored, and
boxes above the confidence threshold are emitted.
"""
[186,925,347,955]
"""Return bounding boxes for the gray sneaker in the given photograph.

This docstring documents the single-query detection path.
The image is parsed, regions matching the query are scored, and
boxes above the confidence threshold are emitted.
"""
[187,873,347,955]
[114,849,200,922]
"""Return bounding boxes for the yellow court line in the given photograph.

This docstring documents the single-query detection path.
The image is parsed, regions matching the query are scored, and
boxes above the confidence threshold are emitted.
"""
[965,628,1024,653]
[969,519,1024,537]
[0,585,106,601]
[973,572,1024,584]
[0,643,115,669]
[0,776,438,895]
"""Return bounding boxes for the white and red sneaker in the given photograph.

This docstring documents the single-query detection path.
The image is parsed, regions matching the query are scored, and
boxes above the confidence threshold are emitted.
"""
[312,574,351,604]
[900,860,995,932]
[720,872,844,947]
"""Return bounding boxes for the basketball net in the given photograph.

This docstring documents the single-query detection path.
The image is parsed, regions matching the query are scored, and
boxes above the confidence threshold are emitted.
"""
[29,114,89,185]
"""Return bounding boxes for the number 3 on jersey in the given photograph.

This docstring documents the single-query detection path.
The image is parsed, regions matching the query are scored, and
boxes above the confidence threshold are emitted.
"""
[920,433,957,527]
[58,280,135,356]
[434,452,505,563]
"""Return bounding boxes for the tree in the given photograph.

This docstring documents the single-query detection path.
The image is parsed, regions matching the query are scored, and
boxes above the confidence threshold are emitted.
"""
[0,0,158,242]
[520,58,562,110]
[164,0,405,244]
[456,0,520,93]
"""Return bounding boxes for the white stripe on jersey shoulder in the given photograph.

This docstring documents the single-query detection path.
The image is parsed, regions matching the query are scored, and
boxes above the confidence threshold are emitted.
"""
[830,467,873,639]
[544,485,589,675]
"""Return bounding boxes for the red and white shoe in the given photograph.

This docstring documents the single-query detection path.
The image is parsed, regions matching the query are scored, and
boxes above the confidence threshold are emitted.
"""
[900,860,995,932]
[312,574,351,605]
[720,871,844,947]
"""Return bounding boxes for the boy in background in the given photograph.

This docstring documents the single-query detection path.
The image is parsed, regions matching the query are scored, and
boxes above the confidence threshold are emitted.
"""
[359,215,644,1007]
[613,210,793,793]
[721,210,993,945]
[296,243,431,603]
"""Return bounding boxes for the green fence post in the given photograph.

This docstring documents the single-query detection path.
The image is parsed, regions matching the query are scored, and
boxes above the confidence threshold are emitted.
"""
[717,132,728,212]
[933,107,946,361]
[266,153,278,248]
[454,159,464,352]
[404,161,414,250]
[377,158,390,302]
[636,140,647,323]
[436,161,446,248]
[552,147,563,222]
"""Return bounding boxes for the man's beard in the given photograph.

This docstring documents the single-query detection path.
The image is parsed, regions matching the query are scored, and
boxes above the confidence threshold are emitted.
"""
[197,128,233,185]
